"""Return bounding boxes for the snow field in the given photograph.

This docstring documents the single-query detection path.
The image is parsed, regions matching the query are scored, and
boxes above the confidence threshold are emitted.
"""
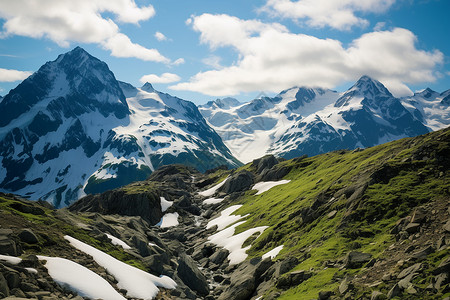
[38,255,126,300]
[64,235,177,299]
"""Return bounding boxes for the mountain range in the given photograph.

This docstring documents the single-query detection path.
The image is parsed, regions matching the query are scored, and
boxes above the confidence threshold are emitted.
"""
[200,76,450,162]
[0,47,239,207]
[0,47,448,206]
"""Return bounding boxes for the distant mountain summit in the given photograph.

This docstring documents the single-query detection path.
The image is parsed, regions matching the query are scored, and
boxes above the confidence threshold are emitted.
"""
[0,47,240,207]
[200,76,445,162]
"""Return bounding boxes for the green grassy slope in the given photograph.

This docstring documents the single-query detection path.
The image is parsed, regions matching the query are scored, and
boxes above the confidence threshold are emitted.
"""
[223,127,450,299]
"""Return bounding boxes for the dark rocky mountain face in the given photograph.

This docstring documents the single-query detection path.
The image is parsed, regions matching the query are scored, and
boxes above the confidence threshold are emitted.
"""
[0,47,240,207]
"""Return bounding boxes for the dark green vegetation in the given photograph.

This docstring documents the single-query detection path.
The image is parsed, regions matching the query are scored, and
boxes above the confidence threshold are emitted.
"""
[212,127,450,299]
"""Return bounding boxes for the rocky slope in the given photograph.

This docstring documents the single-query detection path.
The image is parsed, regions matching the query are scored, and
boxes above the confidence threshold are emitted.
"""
[0,127,449,299]
[0,47,240,207]
[200,76,448,163]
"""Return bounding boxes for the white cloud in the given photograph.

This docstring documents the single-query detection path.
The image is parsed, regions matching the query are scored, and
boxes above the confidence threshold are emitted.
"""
[202,55,223,69]
[140,73,181,84]
[0,0,170,63]
[154,31,167,41]
[374,22,386,31]
[0,68,32,82]
[172,58,185,66]
[171,14,443,97]
[261,0,396,30]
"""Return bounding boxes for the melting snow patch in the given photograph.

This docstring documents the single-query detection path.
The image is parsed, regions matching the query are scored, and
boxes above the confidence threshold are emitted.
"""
[64,235,176,299]
[160,197,173,212]
[203,197,225,205]
[25,268,38,274]
[207,205,245,231]
[0,254,21,265]
[252,180,291,195]
[38,255,126,300]
[262,245,284,260]
[157,212,179,228]
[199,176,229,197]
[209,222,268,265]
[106,234,131,250]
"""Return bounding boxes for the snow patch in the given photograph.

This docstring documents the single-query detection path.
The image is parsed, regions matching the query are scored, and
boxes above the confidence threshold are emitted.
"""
[38,255,126,300]
[203,197,225,205]
[158,212,179,228]
[0,254,21,265]
[262,245,284,260]
[106,234,131,250]
[207,205,245,231]
[252,180,291,195]
[199,176,229,197]
[64,235,176,299]
[209,222,268,265]
[160,197,173,212]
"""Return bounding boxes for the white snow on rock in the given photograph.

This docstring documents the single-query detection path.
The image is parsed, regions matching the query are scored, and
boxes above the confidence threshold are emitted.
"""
[199,176,229,197]
[203,197,225,205]
[64,235,177,299]
[160,197,173,212]
[209,222,268,265]
[38,255,126,300]
[262,245,284,260]
[106,233,131,250]
[0,255,38,274]
[157,212,179,228]
[206,205,245,231]
[0,254,21,265]
[252,180,291,195]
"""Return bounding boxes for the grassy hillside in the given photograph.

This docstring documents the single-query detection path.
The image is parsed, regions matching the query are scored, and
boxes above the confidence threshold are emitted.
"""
[218,127,450,299]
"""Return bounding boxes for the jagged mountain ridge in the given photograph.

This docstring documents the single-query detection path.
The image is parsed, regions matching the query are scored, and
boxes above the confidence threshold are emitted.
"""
[200,76,447,162]
[0,47,240,207]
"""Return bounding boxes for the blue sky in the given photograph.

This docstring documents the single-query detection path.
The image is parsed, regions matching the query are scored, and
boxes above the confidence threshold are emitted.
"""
[0,0,449,104]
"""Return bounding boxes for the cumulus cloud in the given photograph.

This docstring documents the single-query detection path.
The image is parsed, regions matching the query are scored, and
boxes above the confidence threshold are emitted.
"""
[140,73,181,84]
[171,14,443,97]
[0,68,32,82]
[0,0,170,63]
[155,31,168,41]
[261,0,396,30]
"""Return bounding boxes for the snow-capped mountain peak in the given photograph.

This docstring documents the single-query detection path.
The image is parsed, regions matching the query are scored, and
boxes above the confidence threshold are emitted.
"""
[0,47,240,207]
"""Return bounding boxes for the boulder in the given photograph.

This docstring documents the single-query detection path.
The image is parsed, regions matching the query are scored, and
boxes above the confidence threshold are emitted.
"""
[177,253,209,296]
[0,230,21,256]
[209,248,229,266]
[143,253,170,275]
[344,251,373,268]
[0,273,9,297]
[219,257,272,300]
[404,223,420,234]
[252,155,279,174]
[69,190,163,225]
[318,290,334,300]
[18,229,39,244]
[218,275,255,300]
[219,171,254,194]
[276,270,312,289]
